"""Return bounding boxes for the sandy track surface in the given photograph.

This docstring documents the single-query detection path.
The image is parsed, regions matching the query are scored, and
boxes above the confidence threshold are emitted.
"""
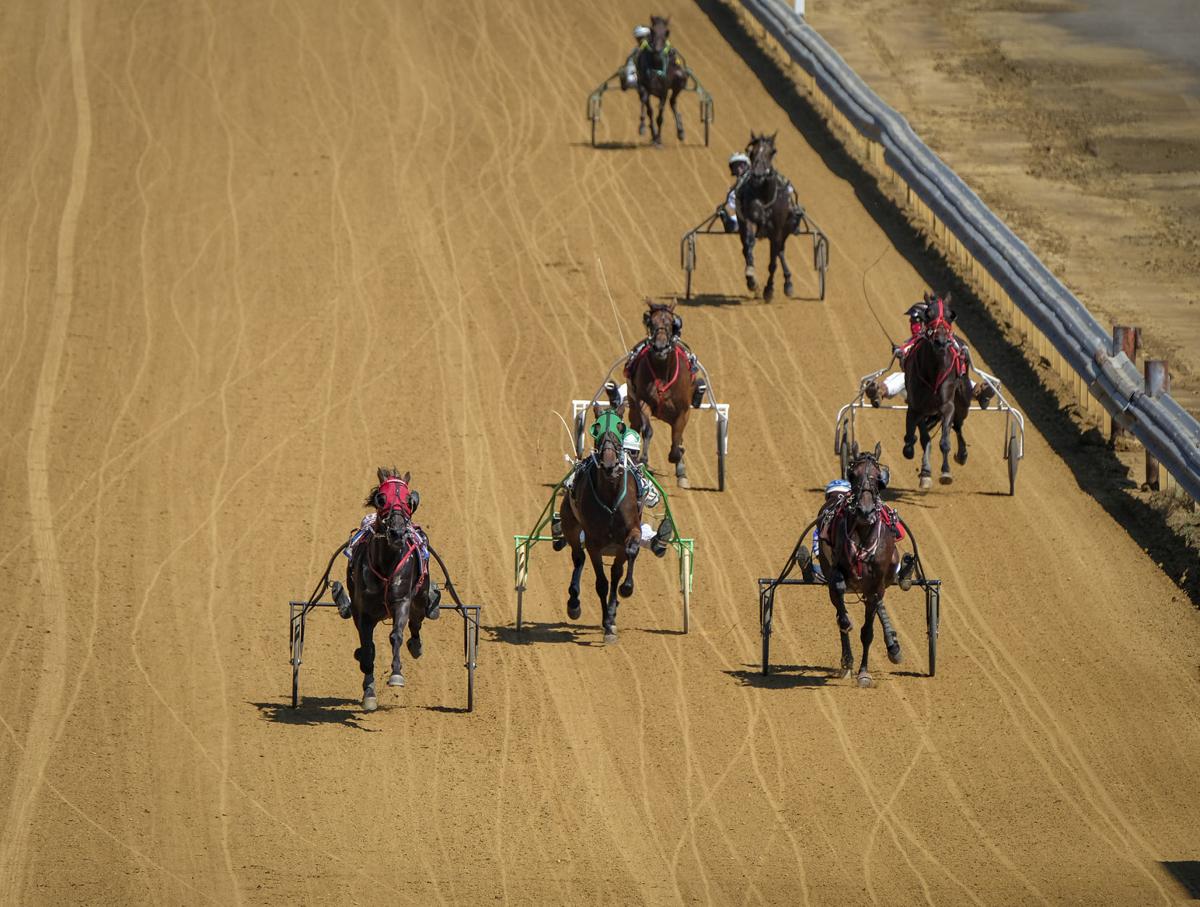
[1,1,1198,903]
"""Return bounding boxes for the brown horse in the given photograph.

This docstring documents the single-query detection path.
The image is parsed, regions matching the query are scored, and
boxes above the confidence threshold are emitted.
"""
[345,468,438,712]
[735,132,797,302]
[805,445,912,687]
[625,301,697,489]
[636,15,689,146]
[902,294,971,489]
[560,404,643,643]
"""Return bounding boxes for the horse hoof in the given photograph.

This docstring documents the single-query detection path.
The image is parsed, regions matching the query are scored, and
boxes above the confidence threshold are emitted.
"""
[838,614,853,633]
[603,629,618,645]
[940,473,954,485]
[363,695,378,712]
[639,122,647,135]
[567,601,582,620]
[919,475,932,491]
[763,285,774,303]
[902,445,915,460]
[551,538,566,551]
[857,673,873,688]
[387,673,405,687]
[677,475,690,489]
[784,281,794,298]
[955,451,968,466]
[407,636,423,659]
[677,130,685,141]
[619,583,634,599]
[887,645,903,665]
[838,668,853,680]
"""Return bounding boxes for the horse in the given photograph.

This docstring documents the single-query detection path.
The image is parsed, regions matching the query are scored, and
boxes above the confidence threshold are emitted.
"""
[902,293,971,489]
[811,445,909,687]
[345,468,437,712]
[560,405,642,644]
[735,132,797,302]
[624,301,697,489]
[636,15,689,146]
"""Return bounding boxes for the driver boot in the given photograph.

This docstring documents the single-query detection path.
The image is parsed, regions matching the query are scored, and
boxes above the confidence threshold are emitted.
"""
[691,378,708,409]
[551,512,566,551]
[650,517,674,558]
[425,584,442,620]
[896,554,916,591]
[975,382,996,410]
[331,580,352,619]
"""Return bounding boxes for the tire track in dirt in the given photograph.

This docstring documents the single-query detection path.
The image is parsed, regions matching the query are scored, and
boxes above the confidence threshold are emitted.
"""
[0,2,90,896]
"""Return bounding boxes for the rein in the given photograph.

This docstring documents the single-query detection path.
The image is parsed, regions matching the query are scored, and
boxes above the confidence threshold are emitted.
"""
[586,437,629,516]
[364,525,427,622]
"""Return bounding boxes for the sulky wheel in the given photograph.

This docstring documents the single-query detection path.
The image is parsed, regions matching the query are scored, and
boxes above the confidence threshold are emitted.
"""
[760,588,774,675]
[716,416,728,491]
[926,585,940,677]
[1007,426,1020,496]
[574,412,586,458]
[838,435,851,480]
[290,616,304,708]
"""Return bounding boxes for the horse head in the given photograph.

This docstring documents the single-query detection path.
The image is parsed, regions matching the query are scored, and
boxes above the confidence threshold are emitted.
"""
[746,131,778,178]
[847,442,886,524]
[366,467,415,546]
[924,293,956,353]
[644,300,679,360]
[589,403,628,481]
[649,14,670,50]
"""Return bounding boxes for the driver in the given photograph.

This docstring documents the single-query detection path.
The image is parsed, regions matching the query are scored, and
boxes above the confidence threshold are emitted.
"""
[622,25,652,90]
[718,152,750,232]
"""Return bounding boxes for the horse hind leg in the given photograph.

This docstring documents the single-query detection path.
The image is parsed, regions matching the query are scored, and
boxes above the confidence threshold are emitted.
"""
[406,593,425,660]
[939,408,955,484]
[953,390,969,466]
[877,599,902,664]
[669,89,684,141]
[604,554,625,644]
[918,422,934,491]
[618,534,639,599]
[780,249,794,298]
[566,541,585,621]
[762,240,780,302]
[668,413,690,489]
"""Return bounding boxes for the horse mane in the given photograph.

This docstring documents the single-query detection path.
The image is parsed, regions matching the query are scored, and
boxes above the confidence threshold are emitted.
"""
[645,299,676,316]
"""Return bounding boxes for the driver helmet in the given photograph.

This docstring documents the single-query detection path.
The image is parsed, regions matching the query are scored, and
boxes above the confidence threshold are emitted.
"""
[622,429,642,457]
[825,478,851,497]
[903,302,928,322]
[728,152,750,174]
[633,25,651,40]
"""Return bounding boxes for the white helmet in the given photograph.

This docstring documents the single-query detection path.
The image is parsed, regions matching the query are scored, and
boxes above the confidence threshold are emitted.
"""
[825,478,851,495]
[622,430,642,454]
[728,152,750,167]
[633,25,651,39]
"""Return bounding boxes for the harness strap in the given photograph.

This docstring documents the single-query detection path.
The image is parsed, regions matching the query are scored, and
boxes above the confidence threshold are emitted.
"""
[633,343,686,397]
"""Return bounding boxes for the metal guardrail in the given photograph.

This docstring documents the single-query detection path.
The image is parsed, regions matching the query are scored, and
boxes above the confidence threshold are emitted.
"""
[739,0,1200,500]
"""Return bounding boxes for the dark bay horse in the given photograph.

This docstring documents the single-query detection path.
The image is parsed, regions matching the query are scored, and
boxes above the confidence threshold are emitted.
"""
[735,132,796,302]
[812,445,910,687]
[636,15,688,146]
[902,294,971,489]
[346,468,437,711]
[560,405,642,643]
[625,301,697,488]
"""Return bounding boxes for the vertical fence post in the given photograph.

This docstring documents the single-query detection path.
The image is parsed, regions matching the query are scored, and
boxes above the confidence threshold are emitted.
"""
[794,0,806,15]
[1109,325,1138,446]
[1144,359,1170,490]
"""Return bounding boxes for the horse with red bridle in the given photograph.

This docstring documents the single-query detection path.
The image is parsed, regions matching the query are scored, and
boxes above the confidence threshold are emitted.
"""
[636,15,689,146]
[806,445,912,687]
[902,293,972,489]
[559,406,643,643]
[624,301,700,489]
[345,468,439,711]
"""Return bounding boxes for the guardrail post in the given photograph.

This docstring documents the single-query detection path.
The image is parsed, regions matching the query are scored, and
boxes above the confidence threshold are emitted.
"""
[1143,359,1170,490]
[1109,325,1138,445]
[794,0,806,14]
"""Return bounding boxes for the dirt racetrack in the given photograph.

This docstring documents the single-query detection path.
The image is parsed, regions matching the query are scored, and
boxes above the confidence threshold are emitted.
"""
[2,1,1199,903]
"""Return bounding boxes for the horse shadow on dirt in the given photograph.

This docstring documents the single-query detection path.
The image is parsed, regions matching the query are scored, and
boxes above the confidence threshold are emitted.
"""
[677,293,750,308]
[726,664,831,689]
[569,140,640,151]
[487,621,597,647]
[251,697,379,731]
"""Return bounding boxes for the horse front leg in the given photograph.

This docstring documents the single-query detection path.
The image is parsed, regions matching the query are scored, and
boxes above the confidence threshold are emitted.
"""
[669,87,684,141]
[653,94,666,147]
[876,594,902,665]
[355,614,379,711]
[638,89,649,136]
[903,407,917,460]
[939,400,955,484]
[953,383,970,466]
[619,527,639,599]
[587,546,613,641]
[826,564,855,679]
[763,237,780,302]
[667,407,691,489]
[780,248,794,297]
[604,551,626,644]
[918,420,934,491]
[857,597,880,687]
[740,225,757,292]
[565,523,585,621]
[387,611,406,689]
